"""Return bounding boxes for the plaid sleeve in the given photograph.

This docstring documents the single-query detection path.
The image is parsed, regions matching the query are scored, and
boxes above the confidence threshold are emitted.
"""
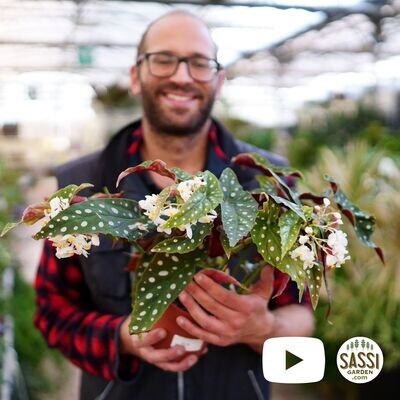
[269,269,312,310]
[33,239,140,381]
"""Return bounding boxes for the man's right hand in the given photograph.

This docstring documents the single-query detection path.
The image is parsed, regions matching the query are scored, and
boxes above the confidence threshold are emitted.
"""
[120,318,202,372]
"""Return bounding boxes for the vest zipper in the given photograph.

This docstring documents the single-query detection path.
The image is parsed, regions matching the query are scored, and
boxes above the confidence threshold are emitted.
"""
[177,371,184,400]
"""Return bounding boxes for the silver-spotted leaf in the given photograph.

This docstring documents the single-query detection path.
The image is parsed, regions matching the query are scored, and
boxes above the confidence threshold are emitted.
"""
[220,168,258,247]
[151,223,212,254]
[162,171,222,229]
[49,183,93,203]
[219,228,232,258]
[276,254,307,301]
[279,211,302,259]
[232,153,300,203]
[326,175,384,262]
[34,198,152,241]
[251,202,282,266]
[170,167,193,181]
[129,250,206,334]
[304,264,323,310]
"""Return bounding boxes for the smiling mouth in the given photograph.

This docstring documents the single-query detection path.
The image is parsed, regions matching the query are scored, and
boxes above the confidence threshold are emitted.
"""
[164,92,196,102]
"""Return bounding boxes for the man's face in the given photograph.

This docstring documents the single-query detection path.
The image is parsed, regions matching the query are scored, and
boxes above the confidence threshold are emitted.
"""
[131,15,224,136]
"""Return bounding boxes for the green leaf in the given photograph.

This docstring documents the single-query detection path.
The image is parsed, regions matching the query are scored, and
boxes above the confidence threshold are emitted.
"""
[220,168,258,247]
[304,264,323,310]
[49,183,93,202]
[255,176,278,196]
[275,254,307,301]
[162,171,222,229]
[325,176,384,262]
[170,167,193,181]
[219,228,232,258]
[269,194,305,220]
[251,202,282,266]
[279,211,302,259]
[129,250,206,334]
[232,152,301,203]
[151,223,212,254]
[34,198,152,241]
[275,253,323,309]
[0,222,20,237]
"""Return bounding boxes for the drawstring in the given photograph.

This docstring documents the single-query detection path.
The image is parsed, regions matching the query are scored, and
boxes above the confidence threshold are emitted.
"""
[178,371,185,400]
[94,381,115,400]
[247,370,265,400]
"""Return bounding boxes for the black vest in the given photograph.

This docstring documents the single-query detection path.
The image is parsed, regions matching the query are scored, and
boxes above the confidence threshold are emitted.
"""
[55,119,287,400]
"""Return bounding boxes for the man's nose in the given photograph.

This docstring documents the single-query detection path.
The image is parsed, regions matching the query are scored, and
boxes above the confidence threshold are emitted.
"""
[170,61,193,83]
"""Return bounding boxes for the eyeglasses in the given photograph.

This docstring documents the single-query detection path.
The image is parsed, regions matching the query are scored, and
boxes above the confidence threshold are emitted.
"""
[137,52,222,82]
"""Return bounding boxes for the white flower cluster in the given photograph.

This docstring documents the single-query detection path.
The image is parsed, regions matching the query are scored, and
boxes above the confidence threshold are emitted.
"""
[325,230,350,268]
[43,196,100,258]
[139,177,217,239]
[290,198,350,270]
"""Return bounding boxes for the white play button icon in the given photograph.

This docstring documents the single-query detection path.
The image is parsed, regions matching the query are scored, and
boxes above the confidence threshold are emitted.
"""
[263,337,325,383]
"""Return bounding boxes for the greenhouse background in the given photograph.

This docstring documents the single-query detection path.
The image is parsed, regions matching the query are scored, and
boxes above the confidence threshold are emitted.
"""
[1,0,399,399]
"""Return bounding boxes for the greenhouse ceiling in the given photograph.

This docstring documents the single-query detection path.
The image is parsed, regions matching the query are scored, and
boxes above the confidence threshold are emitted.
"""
[1,0,400,126]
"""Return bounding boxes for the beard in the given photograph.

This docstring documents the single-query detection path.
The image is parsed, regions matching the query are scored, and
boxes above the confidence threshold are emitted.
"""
[140,82,216,136]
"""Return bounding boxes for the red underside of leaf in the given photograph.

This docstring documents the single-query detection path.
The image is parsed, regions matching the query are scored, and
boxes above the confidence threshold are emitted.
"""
[116,160,176,187]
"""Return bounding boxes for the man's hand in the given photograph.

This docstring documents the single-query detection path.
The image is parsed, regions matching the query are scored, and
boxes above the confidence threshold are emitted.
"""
[177,266,276,351]
[119,318,203,372]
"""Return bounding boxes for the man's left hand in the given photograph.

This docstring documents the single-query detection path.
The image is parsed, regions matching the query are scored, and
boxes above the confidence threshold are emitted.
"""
[177,266,276,349]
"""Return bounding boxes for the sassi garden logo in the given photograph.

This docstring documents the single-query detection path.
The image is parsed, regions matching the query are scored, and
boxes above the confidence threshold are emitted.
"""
[336,336,383,383]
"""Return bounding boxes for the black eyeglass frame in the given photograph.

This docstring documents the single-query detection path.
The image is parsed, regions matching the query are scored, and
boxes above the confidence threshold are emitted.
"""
[136,52,222,82]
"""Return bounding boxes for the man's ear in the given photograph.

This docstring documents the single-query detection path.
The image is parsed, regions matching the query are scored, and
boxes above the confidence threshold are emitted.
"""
[215,69,226,98]
[130,65,141,96]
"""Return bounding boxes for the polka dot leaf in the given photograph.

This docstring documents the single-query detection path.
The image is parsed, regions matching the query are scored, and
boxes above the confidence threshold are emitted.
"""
[251,202,282,267]
[48,183,94,203]
[170,167,193,182]
[275,254,307,302]
[279,210,303,259]
[220,168,258,247]
[151,223,212,254]
[326,176,384,262]
[33,198,153,241]
[232,152,301,203]
[129,249,206,334]
[162,171,223,229]
[304,264,323,310]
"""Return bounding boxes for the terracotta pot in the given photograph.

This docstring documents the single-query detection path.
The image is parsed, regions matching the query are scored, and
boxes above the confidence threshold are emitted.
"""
[152,302,205,358]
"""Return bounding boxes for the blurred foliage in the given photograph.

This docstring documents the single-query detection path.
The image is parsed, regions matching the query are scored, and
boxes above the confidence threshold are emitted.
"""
[300,142,400,397]
[220,116,276,150]
[94,84,140,108]
[0,158,65,399]
[288,104,400,169]
[11,271,66,400]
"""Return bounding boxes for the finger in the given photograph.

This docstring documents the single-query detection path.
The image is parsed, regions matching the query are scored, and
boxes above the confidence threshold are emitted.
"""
[193,273,249,312]
[176,314,222,346]
[185,282,239,321]
[140,345,187,364]
[251,265,274,300]
[131,328,166,348]
[179,290,224,333]
[157,354,199,372]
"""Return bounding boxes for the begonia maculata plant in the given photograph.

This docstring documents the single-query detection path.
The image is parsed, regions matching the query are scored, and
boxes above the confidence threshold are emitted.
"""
[2,153,383,334]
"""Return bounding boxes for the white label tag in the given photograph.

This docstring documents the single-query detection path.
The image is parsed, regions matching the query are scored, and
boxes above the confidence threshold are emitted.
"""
[170,335,203,352]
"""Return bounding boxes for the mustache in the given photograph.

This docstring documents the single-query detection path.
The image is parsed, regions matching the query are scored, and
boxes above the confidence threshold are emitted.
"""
[157,83,202,97]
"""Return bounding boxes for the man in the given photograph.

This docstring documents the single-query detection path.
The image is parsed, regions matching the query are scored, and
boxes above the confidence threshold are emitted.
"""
[34,10,314,400]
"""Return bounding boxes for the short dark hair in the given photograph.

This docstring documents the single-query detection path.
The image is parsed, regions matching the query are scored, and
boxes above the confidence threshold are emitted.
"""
[136,10,218,62]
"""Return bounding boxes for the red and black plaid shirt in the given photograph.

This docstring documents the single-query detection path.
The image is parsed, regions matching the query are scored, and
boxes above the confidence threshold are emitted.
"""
[33,124,310,381]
